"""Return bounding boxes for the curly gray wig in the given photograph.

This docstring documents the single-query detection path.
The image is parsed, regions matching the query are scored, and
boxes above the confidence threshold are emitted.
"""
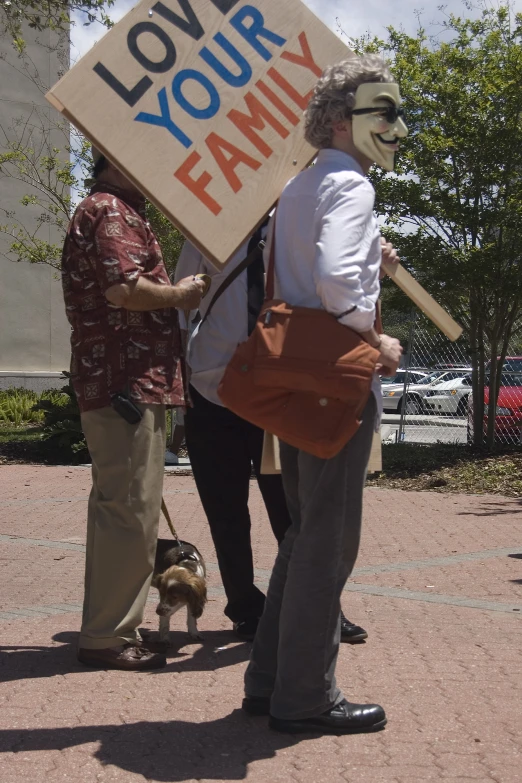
[304,55,394,149]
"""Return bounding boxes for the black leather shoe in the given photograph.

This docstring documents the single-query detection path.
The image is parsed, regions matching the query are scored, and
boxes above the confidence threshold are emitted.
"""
[269,698,386,735]
[233,617,259,642]
[242,696,271,715]
[340,612,368,643]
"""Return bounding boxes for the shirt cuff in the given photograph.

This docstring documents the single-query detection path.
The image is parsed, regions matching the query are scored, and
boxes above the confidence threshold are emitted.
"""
[337,303,376,332]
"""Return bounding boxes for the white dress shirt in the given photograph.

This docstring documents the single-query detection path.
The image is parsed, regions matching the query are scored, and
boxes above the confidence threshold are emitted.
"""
[268,148,382,421]
[174,236,257,407]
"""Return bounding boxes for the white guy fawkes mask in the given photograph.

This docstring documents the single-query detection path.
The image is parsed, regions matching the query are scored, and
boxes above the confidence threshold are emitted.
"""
[351,83,408,171]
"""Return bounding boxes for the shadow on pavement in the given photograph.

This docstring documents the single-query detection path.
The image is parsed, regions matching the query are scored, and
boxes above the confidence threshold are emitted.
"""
[0,712,304,780]
[0,630,251,684]
[457,499,522,517]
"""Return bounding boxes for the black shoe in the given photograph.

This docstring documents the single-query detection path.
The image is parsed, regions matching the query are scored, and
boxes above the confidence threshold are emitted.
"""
[242,695,271,716]
[269,698,386,735]
[340,613,368,643]
[233,617,259,642]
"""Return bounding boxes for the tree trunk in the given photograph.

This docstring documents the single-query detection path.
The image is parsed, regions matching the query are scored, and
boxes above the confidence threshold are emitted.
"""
[469,293,485,447]
[485,299,521,448]
[485,340,499,449]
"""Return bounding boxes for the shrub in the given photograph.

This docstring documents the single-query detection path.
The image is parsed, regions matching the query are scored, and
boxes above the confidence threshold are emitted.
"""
[0,388,44,426]
[33,373,87,455]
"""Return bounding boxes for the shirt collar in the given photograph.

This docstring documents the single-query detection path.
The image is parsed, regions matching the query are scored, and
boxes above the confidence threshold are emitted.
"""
[316,148,365,176]
[89,181,146,216]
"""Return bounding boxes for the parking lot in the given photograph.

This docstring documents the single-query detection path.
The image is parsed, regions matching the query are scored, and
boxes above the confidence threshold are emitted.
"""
[381,414,467,445]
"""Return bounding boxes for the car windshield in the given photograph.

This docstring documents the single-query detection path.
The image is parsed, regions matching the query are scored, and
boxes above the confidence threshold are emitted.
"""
[381,371,427,385]
[415,371,447,385]
[503,359,522,373]
[381,372,407,385]
[486,373,522,388]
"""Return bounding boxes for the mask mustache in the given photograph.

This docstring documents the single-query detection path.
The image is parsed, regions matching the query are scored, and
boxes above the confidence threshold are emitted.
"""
[375,134,400,145]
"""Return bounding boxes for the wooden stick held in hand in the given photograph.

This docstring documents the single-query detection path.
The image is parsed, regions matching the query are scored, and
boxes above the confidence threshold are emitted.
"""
[382,262,463,342]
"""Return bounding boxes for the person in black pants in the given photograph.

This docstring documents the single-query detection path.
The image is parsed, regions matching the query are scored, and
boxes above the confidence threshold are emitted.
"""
[185,385,290,636]
[176,230,368,643]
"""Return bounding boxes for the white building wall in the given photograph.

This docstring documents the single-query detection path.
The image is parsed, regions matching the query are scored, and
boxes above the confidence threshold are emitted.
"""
[0,20,71,389]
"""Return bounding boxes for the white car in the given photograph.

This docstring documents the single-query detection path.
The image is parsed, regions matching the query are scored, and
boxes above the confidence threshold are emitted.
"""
[381,370,429,414]
[382,369,472,415]
[423,374,472,416]
[381,369,429,387]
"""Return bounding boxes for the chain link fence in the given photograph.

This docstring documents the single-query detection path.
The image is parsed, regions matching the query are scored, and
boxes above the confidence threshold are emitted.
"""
[382,313,522,447]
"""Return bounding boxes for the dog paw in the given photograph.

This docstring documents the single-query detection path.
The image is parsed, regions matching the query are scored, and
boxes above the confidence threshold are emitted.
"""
[189,632,203,641]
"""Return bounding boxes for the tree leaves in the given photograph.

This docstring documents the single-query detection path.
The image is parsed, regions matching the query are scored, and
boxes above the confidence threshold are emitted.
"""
[348,2,522,446]
[1,1,114,39]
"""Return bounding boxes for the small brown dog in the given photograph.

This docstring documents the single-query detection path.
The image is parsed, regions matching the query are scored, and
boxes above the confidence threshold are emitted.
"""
[152,539,207,643]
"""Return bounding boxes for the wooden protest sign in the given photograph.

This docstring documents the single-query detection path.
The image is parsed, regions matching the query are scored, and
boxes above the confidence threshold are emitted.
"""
[260,431,281,474]
[260,428,382,475]
[46,0,350,268]
[382,262,463,342]
[366,430,383,475]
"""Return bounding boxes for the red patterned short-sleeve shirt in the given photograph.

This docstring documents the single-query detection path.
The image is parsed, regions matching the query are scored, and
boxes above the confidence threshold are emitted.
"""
[61,182,184,413]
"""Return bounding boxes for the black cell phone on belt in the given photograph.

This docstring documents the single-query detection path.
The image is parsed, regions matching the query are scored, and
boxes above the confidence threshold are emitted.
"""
[110,393,143,424]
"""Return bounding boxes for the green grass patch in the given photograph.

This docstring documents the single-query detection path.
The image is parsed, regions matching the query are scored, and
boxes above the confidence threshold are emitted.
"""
[0,425,44,443]
[368,442,522,496]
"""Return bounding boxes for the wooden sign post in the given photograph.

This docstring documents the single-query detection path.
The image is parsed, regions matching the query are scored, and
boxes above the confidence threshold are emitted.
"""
[46,0,350,268]
[382,262,462,342]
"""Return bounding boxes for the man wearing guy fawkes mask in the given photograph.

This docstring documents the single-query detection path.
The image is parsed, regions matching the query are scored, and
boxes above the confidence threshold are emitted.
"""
[243,57,405,735]
[351,81,408,171]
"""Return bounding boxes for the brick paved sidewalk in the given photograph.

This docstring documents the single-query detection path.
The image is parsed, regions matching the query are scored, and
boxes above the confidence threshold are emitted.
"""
[0,465,521,783]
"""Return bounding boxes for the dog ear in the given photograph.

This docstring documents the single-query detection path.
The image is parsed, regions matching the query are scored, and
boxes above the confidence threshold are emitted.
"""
[151,574,161,589]
[187,576,207,619]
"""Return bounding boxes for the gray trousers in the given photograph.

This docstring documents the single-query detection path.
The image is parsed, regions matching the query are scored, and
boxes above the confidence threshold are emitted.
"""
[244,396,376,720]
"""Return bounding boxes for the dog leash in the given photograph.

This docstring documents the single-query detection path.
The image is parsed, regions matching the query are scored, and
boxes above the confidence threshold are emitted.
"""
[161,497,181,545]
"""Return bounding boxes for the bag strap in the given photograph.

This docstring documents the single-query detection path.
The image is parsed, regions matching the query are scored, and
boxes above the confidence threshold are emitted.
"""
[266,211,277,301]
[199,221,268,328]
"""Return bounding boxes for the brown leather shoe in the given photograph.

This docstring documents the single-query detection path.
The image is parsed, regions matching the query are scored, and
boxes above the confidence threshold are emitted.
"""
[78,644,166,671]
[136,630,169,654]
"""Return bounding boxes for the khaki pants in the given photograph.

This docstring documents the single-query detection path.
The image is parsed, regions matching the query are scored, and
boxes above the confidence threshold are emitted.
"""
[79,404,166,650]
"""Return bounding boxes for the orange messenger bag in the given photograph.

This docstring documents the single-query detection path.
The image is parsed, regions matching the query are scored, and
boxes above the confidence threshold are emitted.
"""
[218,222,380,459]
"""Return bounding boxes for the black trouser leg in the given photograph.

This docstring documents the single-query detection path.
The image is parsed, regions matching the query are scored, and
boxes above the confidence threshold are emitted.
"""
[247,423,293,545]
[185,386,266,622]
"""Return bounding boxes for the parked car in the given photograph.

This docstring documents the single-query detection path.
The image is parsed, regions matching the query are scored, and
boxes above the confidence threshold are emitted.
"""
[485,356,522,373]
[431,363,473,371]
[381,369,471,414]
[423,374,472,416]
[467,372,522,443]
[381,369,429,386]
[503,357,522,372]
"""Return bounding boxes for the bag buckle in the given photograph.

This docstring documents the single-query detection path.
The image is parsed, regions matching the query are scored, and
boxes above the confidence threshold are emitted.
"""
[264,310,272,326]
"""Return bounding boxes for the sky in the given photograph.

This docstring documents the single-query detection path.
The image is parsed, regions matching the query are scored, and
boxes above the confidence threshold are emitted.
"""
[71,0,522,63]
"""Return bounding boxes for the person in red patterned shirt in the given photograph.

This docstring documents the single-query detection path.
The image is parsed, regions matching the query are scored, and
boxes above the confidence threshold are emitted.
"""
[62,148,205,671]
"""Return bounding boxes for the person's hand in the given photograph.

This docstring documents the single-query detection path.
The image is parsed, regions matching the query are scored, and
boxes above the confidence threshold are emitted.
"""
[376,333,403,377]
[380,236,400,279]
[171,275,207,310]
